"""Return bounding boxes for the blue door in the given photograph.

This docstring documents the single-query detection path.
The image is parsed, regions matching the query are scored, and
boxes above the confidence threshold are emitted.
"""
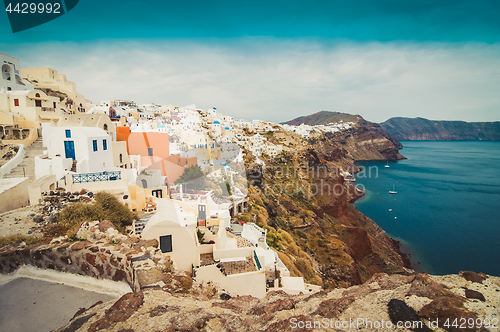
[64,141,75,160]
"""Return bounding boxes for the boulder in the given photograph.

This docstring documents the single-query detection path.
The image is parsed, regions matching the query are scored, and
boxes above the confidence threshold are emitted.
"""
[418,297,482,332]
[88,292,144,331]
[98,220,117,232]
[313,296,356,318]
[460,271,487,284]
[387,299,432,332]
[464,289,485,302]
[251,298,297,315]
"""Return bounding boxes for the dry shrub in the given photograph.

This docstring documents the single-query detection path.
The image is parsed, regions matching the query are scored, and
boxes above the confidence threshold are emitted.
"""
[0,234,43,248]
[54,191,139,237]
[277,251,302,278]
[174,274,193,292]
[295,257,316,281]
[237,213,252,223]
[160,260,173,274]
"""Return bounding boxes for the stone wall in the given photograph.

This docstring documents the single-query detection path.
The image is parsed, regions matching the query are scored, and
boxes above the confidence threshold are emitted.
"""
[0,177,30,213]
[0,220,169,293]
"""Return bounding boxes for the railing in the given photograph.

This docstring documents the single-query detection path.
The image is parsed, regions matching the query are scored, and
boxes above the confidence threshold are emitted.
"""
[41,107,55,112]
[72,171,121,183]
[253,250,262,270]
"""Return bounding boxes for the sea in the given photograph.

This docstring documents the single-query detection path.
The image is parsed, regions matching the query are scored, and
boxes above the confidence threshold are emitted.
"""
[354,141,500,277]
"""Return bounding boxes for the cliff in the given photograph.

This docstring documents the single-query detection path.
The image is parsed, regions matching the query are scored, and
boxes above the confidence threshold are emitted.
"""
[241,120,409,290]
[56,271,500,332]
[283,111,404,154]
[380,117,500,141]
[283,111,360,126]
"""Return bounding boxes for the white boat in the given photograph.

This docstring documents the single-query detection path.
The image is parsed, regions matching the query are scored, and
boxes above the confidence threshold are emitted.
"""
[384,161,390,168]
[389,183,397,194]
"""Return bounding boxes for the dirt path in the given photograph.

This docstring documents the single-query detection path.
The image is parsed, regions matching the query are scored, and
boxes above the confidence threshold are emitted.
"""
[0,205,42,236]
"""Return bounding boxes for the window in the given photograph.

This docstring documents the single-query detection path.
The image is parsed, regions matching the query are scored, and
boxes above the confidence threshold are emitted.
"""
[159,235,172,253]
[103,124,108,131]
[148,147,153,156]
[119,154,123,163]
[53,102,56,108]
[14,99,19,107]
[35,100,42,107]
[65,130,71,138]
[93,140,98,152]
[35,93,40,98]
[103,139,107,150]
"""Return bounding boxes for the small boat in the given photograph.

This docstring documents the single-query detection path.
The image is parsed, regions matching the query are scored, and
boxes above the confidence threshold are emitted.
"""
[384,161,390,168]
[388,209,392,212]
[389,183,397,194]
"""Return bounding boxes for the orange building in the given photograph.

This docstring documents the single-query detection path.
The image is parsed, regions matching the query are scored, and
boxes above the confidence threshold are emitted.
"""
[116,126,169,158]
[117,126,197,183]
[140,155,197,183]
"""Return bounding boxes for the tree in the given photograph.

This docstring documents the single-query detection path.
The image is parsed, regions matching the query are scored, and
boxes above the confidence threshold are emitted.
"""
[175,165,206,191]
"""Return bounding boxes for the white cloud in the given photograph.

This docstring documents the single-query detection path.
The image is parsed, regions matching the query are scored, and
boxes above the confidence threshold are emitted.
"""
[2,39,500,123]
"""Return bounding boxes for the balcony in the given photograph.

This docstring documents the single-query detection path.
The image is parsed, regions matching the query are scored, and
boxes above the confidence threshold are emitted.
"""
[72,171,122,183]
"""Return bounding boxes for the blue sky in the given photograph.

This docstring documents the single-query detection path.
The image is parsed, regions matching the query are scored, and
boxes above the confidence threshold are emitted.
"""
[1,0,499,122]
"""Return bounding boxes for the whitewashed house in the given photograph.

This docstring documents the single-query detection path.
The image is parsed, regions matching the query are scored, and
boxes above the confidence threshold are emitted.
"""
[1,52,34,92]
[141,199,201,272]
[36,125,115,180]
[30,125,130,205]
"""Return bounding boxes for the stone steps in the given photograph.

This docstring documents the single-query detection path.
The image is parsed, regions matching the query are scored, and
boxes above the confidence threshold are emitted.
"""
[4,138,46,182]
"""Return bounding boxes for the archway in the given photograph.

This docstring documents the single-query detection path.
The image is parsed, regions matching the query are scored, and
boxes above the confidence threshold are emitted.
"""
[2,64,11,81]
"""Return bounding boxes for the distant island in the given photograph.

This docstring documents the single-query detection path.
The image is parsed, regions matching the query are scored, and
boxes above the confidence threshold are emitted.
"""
[380,117,500,141]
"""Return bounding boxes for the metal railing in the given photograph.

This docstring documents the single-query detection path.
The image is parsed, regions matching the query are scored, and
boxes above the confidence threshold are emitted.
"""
[72,171,121,183]
[253,250,262,270]
[41,107,55,112]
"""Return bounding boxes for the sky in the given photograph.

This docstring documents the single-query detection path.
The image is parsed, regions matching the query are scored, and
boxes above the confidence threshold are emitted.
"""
[1,0,499,123]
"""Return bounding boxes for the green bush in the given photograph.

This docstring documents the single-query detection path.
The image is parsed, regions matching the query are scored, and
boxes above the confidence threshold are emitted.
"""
[197,229,205,243]
[237,213,252,223]
[55,191,138,236]
[93,192,138,228]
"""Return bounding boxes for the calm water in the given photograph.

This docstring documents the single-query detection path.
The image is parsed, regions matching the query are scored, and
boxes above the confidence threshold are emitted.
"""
[354,141,500,276]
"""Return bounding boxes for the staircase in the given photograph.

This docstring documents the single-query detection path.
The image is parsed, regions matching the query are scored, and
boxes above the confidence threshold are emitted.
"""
[4,138,46,182]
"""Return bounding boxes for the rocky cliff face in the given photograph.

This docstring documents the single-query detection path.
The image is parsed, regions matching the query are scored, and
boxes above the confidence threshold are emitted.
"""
[380,117,500,141]
[55,271,500,332]
[243,122,409,289]
[284,111,405,159]
[283,111,360,126]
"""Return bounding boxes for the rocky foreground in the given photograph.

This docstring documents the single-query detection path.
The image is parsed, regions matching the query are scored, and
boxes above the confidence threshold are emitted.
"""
[54,271,499,332]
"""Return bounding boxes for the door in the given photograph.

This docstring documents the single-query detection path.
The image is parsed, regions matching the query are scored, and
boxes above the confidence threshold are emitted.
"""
[64,141,75,160]
[152,189,162,198]
[197,205,206,226]
[159,235,172,253]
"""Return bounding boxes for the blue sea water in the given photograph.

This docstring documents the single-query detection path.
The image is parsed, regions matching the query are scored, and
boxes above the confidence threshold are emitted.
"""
[354,141,500,277]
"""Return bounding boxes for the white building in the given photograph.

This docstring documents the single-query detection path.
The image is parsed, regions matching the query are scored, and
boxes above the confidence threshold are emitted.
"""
[36,125,115,180]
[1,52,33,92]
